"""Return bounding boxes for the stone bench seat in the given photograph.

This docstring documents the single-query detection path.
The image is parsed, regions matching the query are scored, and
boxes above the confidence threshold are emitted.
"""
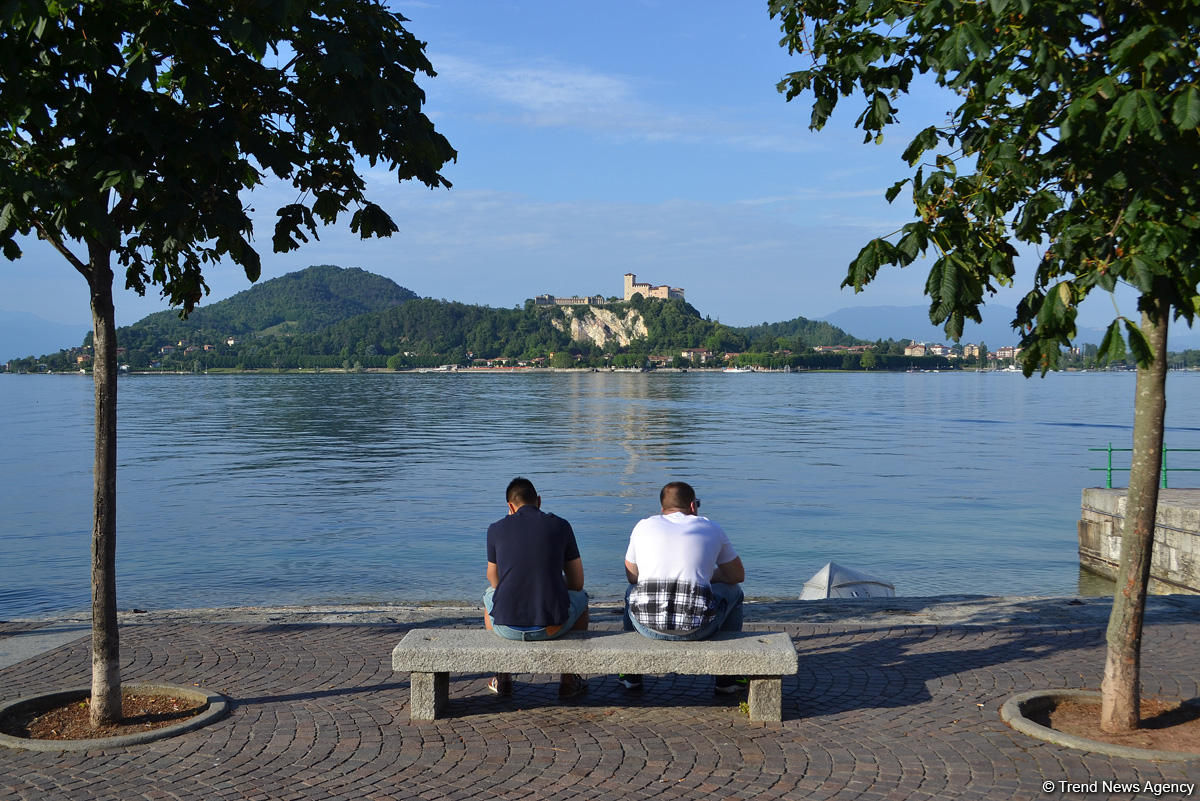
[391,628,798,722]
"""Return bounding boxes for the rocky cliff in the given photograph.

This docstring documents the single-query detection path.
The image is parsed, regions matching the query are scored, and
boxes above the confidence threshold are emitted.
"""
[552,307,649,349]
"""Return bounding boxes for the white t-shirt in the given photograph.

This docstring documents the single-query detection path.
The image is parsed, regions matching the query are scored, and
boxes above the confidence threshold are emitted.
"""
[625,512,738,632]
[625,512,738,585]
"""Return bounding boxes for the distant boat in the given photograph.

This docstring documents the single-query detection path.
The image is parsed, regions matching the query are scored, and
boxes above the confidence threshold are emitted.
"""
[799,561,896,599]
[723,367,752,373]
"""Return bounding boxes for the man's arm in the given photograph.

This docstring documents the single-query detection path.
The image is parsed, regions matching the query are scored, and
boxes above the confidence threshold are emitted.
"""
[624,559,639,584]
[487,561,500,589]
[563,557,584,591]
[711,556,744,585]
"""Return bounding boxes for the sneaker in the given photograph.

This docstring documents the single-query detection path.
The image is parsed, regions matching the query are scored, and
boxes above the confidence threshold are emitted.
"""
[617,673,643,690]
[487,673,513,696]
[714,676,748,695]
[558,673,588,700]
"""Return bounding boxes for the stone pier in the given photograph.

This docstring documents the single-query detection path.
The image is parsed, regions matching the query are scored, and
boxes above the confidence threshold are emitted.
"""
[1079,487,1200,594]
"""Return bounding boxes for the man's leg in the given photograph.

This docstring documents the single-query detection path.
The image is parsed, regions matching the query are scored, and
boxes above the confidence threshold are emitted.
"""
[481,588,512,694]
[710,582,744,632]
[708,583,746,694]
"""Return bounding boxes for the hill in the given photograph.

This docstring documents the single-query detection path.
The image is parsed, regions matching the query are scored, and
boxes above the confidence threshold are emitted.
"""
[109,265,418,351]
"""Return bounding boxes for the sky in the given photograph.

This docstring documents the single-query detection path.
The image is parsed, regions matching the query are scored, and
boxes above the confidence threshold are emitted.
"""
[1,0,1154,336]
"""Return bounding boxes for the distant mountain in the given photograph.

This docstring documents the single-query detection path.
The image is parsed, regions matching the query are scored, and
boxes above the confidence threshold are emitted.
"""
[0,309,89,362]
[821,304,1107,348]
[112,265,418,347]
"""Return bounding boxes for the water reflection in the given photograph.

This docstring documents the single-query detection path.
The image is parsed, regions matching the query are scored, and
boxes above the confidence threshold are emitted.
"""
[2,370,1196,616]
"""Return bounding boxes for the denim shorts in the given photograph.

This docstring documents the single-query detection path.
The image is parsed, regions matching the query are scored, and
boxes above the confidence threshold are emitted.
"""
[483,587,588,641]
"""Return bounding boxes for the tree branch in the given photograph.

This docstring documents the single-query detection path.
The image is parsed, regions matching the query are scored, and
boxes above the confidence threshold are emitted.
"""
[31,214,91,280]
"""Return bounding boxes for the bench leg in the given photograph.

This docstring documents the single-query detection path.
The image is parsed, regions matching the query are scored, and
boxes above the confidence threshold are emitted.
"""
[747,677,782,723]
[409,671,449,721]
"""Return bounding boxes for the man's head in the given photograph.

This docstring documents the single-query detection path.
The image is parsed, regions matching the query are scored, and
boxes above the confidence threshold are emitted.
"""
[506,477,540,513]
[660,481,698,515]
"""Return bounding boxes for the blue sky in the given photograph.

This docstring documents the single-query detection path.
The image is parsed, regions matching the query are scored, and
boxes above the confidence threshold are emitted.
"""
[2,0,1151,335]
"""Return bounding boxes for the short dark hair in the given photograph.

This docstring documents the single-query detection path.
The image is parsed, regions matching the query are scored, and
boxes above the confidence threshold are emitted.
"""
[660,481,696,509]
[506,477,538,506]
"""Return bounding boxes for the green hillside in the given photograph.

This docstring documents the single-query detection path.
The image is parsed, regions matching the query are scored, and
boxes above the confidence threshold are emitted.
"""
[110,265,417,351]
[16,265,956,372]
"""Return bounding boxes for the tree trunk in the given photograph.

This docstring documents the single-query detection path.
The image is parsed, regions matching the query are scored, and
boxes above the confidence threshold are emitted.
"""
[88,252,122,726]
[1099,299,1169,733]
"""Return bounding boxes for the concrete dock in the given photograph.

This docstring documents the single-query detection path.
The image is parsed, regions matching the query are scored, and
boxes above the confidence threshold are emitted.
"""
[1,596,1197,800]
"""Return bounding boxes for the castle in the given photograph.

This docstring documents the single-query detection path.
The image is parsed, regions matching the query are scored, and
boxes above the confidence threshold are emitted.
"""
[623,273,684,302]
[533,274,685,307]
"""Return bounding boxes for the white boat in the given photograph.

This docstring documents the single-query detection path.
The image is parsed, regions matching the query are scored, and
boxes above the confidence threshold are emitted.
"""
[799,561,896,599]
[723,366,753,373]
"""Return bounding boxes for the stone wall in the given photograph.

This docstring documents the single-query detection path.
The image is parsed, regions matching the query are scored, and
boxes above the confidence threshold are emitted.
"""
[1079,488,1200,594]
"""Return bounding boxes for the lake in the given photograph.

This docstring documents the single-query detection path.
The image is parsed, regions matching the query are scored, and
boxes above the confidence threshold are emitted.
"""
[3,369,1198,618]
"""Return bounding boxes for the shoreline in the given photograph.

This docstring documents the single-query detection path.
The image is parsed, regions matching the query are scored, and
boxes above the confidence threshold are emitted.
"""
[7,594,1199,628]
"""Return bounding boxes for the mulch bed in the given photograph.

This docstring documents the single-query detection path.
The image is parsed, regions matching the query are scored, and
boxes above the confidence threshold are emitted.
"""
[1030,697,1200,754]
[1,693,205,741]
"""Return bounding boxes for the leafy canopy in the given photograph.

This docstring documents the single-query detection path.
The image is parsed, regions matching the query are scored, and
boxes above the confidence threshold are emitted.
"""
[772,0,1200,373]
[0,0,455,310]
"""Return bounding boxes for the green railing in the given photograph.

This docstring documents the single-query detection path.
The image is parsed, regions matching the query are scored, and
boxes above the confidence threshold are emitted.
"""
[1089,443,1200,489]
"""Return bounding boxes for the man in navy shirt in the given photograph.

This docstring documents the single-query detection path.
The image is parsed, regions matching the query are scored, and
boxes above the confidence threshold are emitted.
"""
[484,477,589,698]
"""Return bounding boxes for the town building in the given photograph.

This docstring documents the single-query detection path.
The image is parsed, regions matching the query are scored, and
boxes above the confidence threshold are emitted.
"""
[904,342,927,357]
[533,294,606,307]
[624,273,684,302]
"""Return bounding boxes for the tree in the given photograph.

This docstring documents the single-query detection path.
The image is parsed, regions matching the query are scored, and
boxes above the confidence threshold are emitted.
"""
[0,0,454,725]
[773,0,1199,732]
[860,350,877,370]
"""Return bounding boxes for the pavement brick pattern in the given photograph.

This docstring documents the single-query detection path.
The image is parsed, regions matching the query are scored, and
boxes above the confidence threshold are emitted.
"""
[1,613,1196,800]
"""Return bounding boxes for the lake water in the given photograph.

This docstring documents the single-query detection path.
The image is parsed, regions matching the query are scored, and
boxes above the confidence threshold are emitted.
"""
[3,370,1199,618]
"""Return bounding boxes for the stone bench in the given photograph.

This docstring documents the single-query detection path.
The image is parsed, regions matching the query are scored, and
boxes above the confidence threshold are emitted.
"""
[391,628,798,723]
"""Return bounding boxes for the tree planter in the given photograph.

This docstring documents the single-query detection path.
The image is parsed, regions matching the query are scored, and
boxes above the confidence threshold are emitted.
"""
[0,684,228,752]
[1000,690,1199,763]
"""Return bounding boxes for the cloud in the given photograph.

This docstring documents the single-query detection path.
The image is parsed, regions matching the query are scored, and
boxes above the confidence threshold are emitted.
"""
[429,51,817,154]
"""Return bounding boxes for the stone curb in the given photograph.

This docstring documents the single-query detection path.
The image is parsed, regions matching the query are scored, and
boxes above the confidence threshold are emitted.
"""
[0,683,229,752]
[999,689,1200,763]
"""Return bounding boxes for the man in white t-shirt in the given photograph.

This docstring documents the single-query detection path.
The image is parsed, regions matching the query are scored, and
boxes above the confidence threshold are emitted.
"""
[620,481,746,693]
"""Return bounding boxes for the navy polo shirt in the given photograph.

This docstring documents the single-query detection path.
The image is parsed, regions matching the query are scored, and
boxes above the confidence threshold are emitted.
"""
[486,505,580,628]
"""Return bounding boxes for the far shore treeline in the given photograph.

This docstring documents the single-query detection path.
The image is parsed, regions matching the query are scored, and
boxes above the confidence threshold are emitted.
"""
[1,265,1162,374]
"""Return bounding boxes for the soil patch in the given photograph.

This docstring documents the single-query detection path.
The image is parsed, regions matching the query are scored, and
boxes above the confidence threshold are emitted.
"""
[1028,697,1200,755]
[0,692,205,741]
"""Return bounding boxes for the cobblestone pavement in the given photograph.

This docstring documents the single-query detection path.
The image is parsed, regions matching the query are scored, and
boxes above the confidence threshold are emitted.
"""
[1,600,1197,801]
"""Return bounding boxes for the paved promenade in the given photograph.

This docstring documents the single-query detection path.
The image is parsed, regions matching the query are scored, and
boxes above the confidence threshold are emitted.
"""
[1,596,1197,801]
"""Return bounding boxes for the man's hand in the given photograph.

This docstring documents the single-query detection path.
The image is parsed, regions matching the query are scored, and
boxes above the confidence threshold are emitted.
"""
[712,556,745,585]
[624,560,639,584]
[564,557,585,591]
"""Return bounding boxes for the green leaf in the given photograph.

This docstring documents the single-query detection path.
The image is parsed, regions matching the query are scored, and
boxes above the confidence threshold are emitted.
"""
[1124,319,1152,367]
[843,238,897,291]
[885,178,910,203]
[1097,320,1126,364]
[896,223,927,262]
[1110,89,1163,142]
[901,126,938,166]
[1172,86,1200,130]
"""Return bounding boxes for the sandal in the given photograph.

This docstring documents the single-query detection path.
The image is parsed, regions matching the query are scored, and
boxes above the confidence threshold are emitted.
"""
[487,673,513,696]
[558,673,587,700]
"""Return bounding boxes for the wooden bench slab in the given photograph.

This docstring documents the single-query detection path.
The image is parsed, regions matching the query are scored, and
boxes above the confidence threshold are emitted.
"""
[391,628,797,722]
